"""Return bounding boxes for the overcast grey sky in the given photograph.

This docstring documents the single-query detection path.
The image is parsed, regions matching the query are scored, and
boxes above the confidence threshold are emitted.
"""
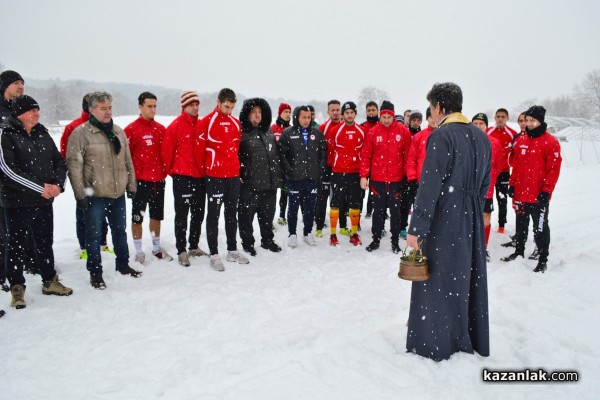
[2,0,599,116]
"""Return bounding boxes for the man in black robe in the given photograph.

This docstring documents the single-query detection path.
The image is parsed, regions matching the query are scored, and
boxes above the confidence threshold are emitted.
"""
[406,82,491,361]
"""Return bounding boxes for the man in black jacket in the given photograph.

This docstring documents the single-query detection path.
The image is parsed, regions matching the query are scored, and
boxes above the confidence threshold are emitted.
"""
[0,95,73,309]
[278,106,327,247]
[238,98,283,255]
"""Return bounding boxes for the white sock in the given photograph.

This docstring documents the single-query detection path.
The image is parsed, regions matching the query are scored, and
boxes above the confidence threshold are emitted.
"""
[133,239,143,255]
[152,236,161,253]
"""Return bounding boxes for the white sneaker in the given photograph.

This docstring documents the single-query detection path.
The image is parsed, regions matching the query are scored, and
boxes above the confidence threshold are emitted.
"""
[210,254,225,271]
[226,250,250,264]
[178,252,190,267]
[153,249,173,262]
[188,248,208,257]
[303,233,317,246]
[288,234,298,248]
[135,252,145,265]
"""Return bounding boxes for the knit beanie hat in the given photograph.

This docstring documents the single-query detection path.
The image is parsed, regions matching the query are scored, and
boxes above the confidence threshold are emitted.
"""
[409,110,423,123]
[472,112,488,127]
[341,101,357,114]
[380,100,395,117]
[395,115,404,123]
[11,95,39,116]
[0,70,24,95]
[278,103,291,116]
[524,105,546,124]
[181,90,200,108]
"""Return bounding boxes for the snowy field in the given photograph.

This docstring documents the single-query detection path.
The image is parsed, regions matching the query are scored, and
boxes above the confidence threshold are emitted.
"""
[1,118,599,400]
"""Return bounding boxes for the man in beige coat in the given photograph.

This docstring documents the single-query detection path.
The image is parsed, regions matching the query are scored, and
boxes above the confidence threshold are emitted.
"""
[67,91,141,289]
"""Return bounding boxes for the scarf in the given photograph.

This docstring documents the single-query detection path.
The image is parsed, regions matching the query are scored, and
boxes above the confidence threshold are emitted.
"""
[89,114,121,154]
[366,115,379,123]
[276,116,290,128]
[526,122,547,139]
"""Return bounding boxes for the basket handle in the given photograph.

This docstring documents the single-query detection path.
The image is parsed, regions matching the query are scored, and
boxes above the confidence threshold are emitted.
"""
[402,239,425,259]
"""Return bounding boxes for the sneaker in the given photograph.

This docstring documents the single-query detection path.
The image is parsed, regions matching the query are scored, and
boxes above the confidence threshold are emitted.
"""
[242,245,257,257]
[365,213,372,219]
[42,275,73,296]
[101,245,115,254]
[391,241,400,254]
[400,230,407,239]
[135,253,146,265]
[533,261,547,273]
[486,250,490,262]
[350,233,362,246]
[497,226,505,234]
[339,228,350,237]
[79,249,88,260]
[303,233,317,246]
[366,240,380,252]
[210,254,225,271]
[315,229,323,238]
[277,217,287,226]
[188,248,208,257]
[501,251,524,262]
[288,234,298,248]
[10,284,26,309]
[153,249,173,262]
[227,250,250,264]
[330,234,339,246]
[119,266,142,278]
[501,239,516,248]
[178,252,191,267]
[261,241,282,252]
[528,249,540,260]
[90,275,106,290]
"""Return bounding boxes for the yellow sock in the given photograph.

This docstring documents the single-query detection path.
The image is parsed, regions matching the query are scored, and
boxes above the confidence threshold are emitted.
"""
[350,208,360,235]
[330,208,339,235]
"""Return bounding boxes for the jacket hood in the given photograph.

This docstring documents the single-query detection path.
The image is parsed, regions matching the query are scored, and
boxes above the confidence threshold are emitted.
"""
[240,98,272,132]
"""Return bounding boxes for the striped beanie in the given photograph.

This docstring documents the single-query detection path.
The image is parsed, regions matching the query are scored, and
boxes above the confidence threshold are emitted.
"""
[181,90,200,108]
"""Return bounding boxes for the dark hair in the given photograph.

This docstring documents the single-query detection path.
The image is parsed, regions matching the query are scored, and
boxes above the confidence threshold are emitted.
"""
[404,109,411,115]
[307,105,315,112]
[495,108,509,117]
[426,82,463,114]
[218,88,237,103]
[298,105,311,114]
[327,99,340,107]
[366,101,378,109]
[138,91,157,105]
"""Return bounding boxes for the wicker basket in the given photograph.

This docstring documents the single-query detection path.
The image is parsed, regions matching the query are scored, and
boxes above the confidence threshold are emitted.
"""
[398,244,430,282]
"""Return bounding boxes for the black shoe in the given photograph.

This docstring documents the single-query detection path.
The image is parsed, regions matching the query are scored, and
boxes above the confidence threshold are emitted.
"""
[119,267,142,278]
[528,249,540,260]
[391,241,400,254]
[501,252,524,262]
[90,275,106,290]
[243,245,257,256]
[1,281,9,292]
[261,241,282,253]
[533,261,547,273]
[366,240,380,252]
[501,239,516,248]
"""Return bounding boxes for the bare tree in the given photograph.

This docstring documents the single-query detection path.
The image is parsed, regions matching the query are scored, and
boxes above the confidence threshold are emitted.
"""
[574,69,600,121]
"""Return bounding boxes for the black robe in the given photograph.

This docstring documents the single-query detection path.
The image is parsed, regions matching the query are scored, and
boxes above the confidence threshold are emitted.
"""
[406,113,491,361]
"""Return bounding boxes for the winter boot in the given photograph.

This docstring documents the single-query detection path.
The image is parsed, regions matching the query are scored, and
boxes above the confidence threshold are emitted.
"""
[261,241,282,252]
[10,284,26,309]
[42,275,73,296]
[533,261,547,273]
[119,266,142,278]
[501,251,524,262]
[90,275,106,290]
[391,241,400,254]
[366,239,380,252]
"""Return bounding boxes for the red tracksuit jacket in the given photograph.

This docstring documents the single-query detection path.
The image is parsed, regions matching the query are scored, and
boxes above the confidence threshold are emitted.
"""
[487,125,517,173]
[360,122,411,182]
[319,119,343,167]
[162,111,204,178]
[60,111,89,158]
[330,123,366,173]
[406,125,434,183]
[125,116,167,182]
[198,107,241,178]
[487,134,504,199]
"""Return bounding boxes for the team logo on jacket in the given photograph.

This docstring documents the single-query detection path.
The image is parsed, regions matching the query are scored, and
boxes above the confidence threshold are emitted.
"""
[310,134,315,140]
[396,135,401,141]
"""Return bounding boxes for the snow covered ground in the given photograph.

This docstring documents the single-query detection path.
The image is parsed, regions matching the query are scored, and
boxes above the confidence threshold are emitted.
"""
[1,120,599,400]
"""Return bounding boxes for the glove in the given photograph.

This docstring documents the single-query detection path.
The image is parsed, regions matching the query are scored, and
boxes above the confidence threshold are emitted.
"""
[76,198,90,211]
[537,192,549,208]
[507,186,515,198]
[408,180,419,196]
[126,191,136,200]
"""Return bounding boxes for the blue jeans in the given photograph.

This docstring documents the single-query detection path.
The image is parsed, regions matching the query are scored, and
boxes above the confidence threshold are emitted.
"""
[287,180,319,236]
[76,208,108,249]
[85,196,129,276]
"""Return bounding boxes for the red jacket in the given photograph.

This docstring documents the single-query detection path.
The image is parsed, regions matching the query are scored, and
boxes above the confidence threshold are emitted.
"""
[487,134,504,199]
[487,125,517,172]
[319,119,343,167]
[271,123,284,142]
[330,123,366,173]
[360,122,411,182]
[509,131,562,203]
[125,116,167,182]
[199,107,242,178]
[60,111,89,158]
[361,120,378,132]
[406,126,434,182]
[162,112,204,178]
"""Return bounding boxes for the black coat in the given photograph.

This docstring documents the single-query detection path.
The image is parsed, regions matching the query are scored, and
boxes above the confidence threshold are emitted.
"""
[278,107,327,182]
[0,97,13,123]
[406,113,491,361]
[238,98,283,191]
[0,116,67,208]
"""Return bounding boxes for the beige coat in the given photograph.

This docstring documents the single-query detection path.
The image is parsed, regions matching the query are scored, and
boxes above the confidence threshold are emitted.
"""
[66,121,136,200]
